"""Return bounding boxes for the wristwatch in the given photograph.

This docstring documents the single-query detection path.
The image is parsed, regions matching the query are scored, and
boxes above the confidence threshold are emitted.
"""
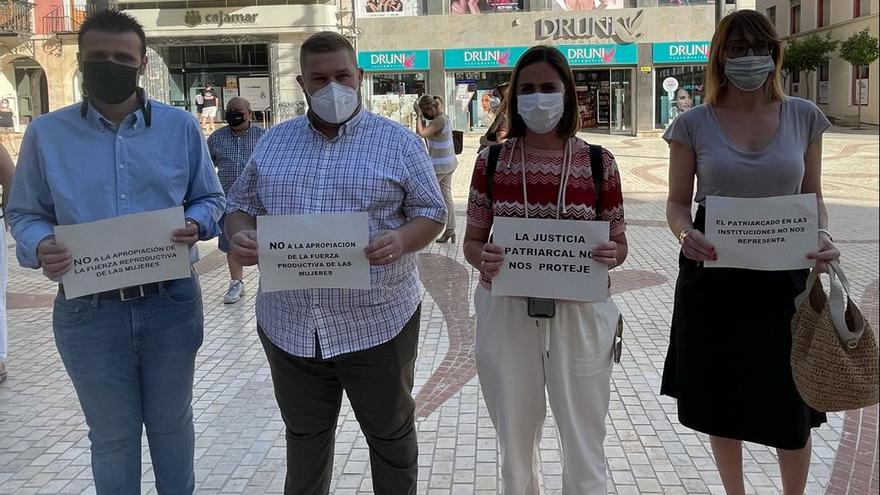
[677,227,692,245]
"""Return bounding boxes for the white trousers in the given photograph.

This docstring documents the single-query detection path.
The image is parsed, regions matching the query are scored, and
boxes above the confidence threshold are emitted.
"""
[475,286,618,495]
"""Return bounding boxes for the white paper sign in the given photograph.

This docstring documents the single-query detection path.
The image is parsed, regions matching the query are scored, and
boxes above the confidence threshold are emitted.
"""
[491,218,610,302]
[239,77,271,111]
[54,207,191,299]
[705,194,818,271]
[257,212,371,292]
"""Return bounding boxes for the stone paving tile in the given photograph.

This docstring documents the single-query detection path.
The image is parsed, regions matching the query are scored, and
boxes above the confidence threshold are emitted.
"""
[0,130,877,494]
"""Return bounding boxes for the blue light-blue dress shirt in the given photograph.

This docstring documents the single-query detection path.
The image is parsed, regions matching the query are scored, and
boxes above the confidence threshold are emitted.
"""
[7,98,225,269]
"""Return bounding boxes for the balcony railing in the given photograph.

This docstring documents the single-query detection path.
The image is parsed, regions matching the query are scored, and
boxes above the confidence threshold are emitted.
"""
[42,4,90,34]
[0,0,34,35]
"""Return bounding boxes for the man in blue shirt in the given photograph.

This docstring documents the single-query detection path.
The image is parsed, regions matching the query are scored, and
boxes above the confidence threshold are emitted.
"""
[7,10,224,494]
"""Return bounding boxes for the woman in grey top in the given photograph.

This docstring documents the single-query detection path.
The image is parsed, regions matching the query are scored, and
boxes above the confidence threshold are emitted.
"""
[661,11,840,495]
[415,95,458,243]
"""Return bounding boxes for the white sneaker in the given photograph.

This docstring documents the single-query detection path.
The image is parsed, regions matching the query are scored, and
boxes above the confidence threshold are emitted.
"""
[223,280,245,304]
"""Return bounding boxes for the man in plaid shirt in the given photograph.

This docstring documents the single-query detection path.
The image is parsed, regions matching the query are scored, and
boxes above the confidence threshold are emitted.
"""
[224,32,446,494]
[207,96,265,304]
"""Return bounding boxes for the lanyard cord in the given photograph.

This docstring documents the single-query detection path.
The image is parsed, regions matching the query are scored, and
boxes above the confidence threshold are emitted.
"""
[519,137,571,220]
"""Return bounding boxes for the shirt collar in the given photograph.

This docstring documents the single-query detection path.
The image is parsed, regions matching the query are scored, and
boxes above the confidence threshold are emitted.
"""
[307,107,367,142]
[227,122,254,138]
[82,89,150,132]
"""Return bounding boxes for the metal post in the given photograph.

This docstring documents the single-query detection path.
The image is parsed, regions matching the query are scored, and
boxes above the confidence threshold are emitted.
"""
[715,0,726,25]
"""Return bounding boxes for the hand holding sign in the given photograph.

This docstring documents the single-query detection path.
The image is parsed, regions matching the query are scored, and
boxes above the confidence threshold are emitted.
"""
[37,236,72,279]
[591,240,620,267]
[807,233,840,273]
[171,219,200,247]
[364,230,405,266]
[680,229,717,262]
[230,230,259,266]
[480,243,505,280]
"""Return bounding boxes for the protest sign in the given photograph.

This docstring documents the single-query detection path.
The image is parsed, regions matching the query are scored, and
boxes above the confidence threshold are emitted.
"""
[54,207,190,299]
[257,212,371,291]
[705,194,818,271]
[492,217,610,302]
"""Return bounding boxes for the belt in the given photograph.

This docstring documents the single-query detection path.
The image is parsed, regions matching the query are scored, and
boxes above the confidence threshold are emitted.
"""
[59,282,163,301]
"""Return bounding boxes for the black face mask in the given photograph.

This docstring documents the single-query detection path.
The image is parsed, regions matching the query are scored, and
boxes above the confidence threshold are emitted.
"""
[226,110,247,127]
[83,60,139,105]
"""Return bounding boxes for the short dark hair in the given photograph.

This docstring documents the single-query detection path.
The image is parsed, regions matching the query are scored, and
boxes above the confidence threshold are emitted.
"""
[300,31,356,66]
[78,9,147,58]
[505,45,580,139]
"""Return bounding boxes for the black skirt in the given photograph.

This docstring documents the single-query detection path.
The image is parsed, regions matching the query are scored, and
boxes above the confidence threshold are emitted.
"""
[660,207,826,450]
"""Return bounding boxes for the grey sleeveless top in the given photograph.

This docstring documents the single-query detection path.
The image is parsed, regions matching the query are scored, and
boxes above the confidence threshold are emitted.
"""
[426,114,458,175]
[663,97,831,205]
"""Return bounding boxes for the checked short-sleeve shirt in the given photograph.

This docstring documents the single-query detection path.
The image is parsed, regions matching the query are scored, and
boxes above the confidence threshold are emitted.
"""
[207,124,265,194]
[226,110,447,359]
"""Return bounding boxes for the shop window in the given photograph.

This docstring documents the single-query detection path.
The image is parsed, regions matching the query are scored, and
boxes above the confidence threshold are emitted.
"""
[655,66,704,129]
[451,72,512,131]
[242,44,269,66]
[166,47,184,69]
[766,6,776,26]
[790,1,801,34]
[204,45,239,65]
[852,65,869,105]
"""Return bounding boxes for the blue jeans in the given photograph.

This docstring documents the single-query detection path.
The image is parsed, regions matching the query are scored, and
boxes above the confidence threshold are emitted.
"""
[53,275,204,495]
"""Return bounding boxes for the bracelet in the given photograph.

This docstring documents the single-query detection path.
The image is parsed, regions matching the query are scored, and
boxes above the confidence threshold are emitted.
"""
[818,228,834,242]
[677,227,692,245]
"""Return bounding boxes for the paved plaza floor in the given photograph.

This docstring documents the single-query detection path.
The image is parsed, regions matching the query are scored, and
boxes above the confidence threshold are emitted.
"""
[0,129,877,494]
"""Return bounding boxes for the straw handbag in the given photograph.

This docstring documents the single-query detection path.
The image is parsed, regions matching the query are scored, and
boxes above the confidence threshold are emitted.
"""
[791,262,879,413]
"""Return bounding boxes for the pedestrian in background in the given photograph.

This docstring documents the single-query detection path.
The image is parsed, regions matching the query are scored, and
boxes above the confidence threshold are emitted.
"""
[207,96,265,304]
[0,144,13,384]
[661,10,840,495]
[200,84,218,133]
[464,45,628,494]
[479,82,511,151]
[6,10,224,493]
[415,94,458,243]
[224,31,446,495]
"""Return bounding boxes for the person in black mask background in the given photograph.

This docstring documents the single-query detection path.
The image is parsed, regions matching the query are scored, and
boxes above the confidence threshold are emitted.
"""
[200,84,218,133]
[207,97,265,304]
[7,10,224,494]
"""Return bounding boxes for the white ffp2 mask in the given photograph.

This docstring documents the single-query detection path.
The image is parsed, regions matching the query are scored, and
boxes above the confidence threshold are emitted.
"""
[307,81,360,124]
[517,92,565,135]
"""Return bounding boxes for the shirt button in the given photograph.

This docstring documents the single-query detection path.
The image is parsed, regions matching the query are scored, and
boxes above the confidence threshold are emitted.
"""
[118,163,125,169]
[117,136,123,141]
[120,194,127,199]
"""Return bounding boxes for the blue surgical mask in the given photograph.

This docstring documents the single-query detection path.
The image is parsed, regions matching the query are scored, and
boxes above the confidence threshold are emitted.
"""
[724,55,775,92]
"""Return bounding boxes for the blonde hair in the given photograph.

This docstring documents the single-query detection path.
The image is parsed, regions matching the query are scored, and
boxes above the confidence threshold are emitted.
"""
[704,10,785,105]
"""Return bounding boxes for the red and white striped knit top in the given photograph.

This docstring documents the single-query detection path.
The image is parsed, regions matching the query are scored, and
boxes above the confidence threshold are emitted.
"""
[466,137,626,285]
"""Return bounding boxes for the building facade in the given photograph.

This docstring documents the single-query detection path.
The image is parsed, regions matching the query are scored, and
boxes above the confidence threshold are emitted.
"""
[355,0,746,136]
[758,0,879,126]
[0,0,343,134]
